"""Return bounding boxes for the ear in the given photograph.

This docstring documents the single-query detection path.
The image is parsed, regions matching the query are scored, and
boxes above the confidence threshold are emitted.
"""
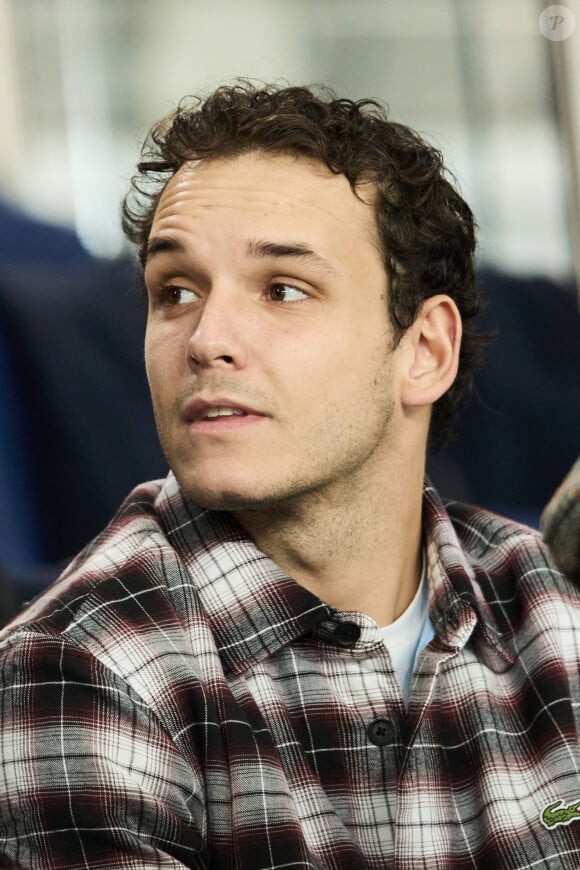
[399,294,462,408]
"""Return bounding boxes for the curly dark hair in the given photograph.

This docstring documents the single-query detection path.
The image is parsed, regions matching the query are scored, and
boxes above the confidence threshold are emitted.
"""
[122,81,484,450]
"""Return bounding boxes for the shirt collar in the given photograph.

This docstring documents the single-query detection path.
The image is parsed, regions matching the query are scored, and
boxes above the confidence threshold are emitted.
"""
[423,480,516,667]
[155,473,333,675]
[155,473,514,674]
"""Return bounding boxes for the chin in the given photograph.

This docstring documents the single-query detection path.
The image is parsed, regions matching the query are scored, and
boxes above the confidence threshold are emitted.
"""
[174,470,273,512]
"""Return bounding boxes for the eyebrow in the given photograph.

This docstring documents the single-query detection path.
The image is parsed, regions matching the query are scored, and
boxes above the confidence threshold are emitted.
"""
[144,234,335,275]
[246,238,335,274]
[145,236,186,263]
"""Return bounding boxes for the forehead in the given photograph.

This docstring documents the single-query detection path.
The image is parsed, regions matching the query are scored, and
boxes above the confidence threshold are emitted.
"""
[149,151,379,249]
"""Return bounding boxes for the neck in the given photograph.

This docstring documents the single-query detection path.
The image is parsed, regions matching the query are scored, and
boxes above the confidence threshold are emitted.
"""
[232,459,425,627]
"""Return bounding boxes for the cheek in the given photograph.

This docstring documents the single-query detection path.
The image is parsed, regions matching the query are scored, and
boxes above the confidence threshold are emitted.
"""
[275,334,335,393]
[277,335,354,422]
[143,334,160,396]
[144,328,184,403]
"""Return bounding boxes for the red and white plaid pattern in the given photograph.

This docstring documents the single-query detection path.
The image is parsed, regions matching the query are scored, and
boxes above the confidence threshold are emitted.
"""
[2,473,580,869]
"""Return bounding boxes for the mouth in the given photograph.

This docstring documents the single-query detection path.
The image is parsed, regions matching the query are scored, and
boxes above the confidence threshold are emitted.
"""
[183,398,267,433]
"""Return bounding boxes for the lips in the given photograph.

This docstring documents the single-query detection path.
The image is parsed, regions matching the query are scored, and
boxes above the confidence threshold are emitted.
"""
[183,397,266,424]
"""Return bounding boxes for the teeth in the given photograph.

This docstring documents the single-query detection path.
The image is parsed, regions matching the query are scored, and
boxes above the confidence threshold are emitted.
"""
[202,407,245,419]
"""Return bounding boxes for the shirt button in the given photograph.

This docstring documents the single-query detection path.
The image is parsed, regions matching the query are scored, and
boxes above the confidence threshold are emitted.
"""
[190,831,204,853]
[367,718,395,747]
[445,611,460,630]
[332,621,361,647]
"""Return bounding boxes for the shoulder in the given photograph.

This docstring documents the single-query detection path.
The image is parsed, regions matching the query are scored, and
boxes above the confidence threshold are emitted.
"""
[0,477,209,684]
[444,499,548,564]
[424,484,555,582]
[1,479,167,633]
[443,499,580,637]
[445,501,558,574]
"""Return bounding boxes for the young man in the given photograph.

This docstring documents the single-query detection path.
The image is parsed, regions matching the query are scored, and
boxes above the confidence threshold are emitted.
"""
[1,83,579,869]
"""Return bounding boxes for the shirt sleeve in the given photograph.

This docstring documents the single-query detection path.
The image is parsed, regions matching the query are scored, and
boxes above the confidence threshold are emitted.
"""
[0,630,206,869]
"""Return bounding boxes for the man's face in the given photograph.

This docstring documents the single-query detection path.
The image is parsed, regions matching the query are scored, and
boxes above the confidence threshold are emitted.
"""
[144,151,402,511]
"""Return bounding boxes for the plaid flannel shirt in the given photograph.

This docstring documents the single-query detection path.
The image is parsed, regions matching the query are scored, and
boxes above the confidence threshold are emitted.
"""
[2,472,580,869]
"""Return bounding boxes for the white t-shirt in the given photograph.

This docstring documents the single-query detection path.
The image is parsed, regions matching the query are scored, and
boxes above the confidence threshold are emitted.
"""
[379,556,435,707]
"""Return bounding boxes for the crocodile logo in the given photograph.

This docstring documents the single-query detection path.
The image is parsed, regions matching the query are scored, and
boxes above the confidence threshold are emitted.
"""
[541,799,580,829]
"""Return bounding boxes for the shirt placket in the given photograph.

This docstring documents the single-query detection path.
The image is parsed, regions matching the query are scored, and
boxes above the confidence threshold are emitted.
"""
[392,599,479,868]
[301,617,411,866]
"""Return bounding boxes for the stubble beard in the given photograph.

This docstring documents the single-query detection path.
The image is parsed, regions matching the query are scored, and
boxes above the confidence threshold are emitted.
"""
[153,331,397,515]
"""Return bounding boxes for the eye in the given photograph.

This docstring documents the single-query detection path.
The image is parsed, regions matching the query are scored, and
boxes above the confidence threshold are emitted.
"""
[268,283,309,303]
[161,285,197,305]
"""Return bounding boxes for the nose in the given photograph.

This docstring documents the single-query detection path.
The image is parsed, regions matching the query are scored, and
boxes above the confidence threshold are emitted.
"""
[187,286,248,371]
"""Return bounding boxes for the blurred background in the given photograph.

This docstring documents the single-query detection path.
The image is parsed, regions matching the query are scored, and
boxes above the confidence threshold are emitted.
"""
[1,0,579,619]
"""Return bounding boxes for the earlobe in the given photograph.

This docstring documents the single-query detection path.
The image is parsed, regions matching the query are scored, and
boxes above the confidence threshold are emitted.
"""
[400,295,462,408]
